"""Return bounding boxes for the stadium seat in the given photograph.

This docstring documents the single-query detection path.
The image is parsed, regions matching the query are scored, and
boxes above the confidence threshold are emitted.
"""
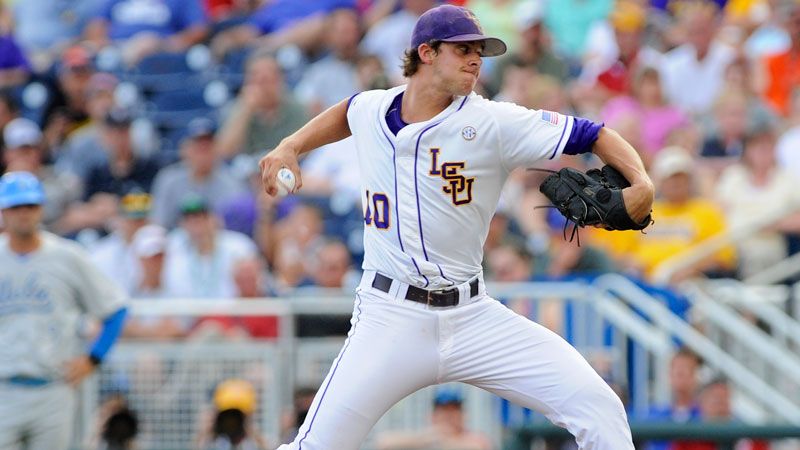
[146,86,215,129]
[216,46,254,92]
[127,50,210,95]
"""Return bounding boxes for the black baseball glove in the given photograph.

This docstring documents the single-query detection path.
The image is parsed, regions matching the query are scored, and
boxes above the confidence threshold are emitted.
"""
[538,165,652,243]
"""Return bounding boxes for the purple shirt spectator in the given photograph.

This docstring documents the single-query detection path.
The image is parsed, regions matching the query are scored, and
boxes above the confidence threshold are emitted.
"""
[0,35,30,71]
[247,0,355,34]
[97,0,207,40]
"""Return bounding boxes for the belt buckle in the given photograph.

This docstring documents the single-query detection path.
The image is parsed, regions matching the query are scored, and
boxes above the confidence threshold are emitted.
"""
[426,288,451,306]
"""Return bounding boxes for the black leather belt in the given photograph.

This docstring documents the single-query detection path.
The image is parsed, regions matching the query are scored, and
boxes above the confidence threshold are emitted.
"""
[371,273,479,307]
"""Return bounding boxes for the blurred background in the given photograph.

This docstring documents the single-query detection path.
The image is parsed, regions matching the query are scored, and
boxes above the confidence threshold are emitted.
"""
[2,0,800,448]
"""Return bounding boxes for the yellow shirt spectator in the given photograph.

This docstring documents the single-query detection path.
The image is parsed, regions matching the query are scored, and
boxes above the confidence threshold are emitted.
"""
[591,147,737,281]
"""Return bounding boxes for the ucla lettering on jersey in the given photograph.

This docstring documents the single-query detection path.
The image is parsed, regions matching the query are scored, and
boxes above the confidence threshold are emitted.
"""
[0,274,53,315]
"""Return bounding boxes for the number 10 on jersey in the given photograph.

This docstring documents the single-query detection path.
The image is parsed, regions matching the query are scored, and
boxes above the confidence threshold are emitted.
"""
[364,190,390,229]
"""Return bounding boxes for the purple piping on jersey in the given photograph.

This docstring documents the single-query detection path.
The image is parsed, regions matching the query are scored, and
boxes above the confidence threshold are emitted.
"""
[346,93,359,113]
[380,127,426,281]
[412,259,429,286]
[412,95,470,270]
[549,116,571,160]
[297,294,364,449]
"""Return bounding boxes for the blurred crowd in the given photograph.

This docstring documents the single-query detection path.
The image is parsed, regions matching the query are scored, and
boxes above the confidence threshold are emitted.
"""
[3,0,800,324]
[1,0,800,321]
[4,0,800,448]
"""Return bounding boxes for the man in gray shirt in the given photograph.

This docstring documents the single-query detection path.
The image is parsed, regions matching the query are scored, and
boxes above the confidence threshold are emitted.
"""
[150,117,247,229]
[0,171,128,450]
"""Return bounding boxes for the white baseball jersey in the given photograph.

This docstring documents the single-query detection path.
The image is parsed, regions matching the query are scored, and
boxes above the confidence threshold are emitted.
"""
[347,85,574,288]
[0,232,126,380]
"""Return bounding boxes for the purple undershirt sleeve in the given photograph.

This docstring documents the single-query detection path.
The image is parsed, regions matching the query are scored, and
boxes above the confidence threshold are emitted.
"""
[562,118,604,155]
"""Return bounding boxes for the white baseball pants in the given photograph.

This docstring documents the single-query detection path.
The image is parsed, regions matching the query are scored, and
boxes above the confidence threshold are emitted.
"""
[0,382,75,450]
[278,272,633,450]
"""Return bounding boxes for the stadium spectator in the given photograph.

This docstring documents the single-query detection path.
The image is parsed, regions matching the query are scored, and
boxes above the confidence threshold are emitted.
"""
[192,257,280,339]
[55,72,119,180]
[720,56,777,136]
[464,0,519,54]
[279,387,317,443]
[715,126,800,278]
[84,0,209,66]
[580,0,661,100]
[121,223,190,339]
[659,2,735,115]
[485,1,568,98]
[741,0,791,61]
[42,45,95,150]
[298,137,362,202]
[487,243,534,283]
[672,378,769,450]
[215,50,307,160]
[361,0,436,84]
[90,393,139,450]
[151,117,246,229]
[90,191,153,295]
[485,242,539,318]
[197,379,269,450]
[294,8,363,116]
[0,89,20,169]
[601,66,688,163]
[130,223,169,298]
[9,0,99,70]
[270,202,325,293]
[203,0,262,26]
[375,389,492,450]
[82,107,160,199]
[301,238,354,289]
[355,53,392,92]
[209,0,355,57]
[700,90,749,160]
[2,117,83,232]
[522,73,572,115]
[539,209,616,278]
[0,5,31,90]
[162,195,259,298]
[776,88,800,175]
[762,2,800,117]
[593,147,736,283]
[643,348,702,450]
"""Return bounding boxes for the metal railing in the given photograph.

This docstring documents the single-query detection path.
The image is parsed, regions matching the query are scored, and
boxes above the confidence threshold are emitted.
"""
[697,279,800,350]
[73,277,800,450]
[649,205,800,285]
[593,274,800,423]
[504,422,800,450]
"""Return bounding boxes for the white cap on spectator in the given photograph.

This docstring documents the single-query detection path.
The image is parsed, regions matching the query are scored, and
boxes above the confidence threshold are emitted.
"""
[3,118,42,149]
[515,0,545,30]
[651,146,695,180]
[132,224,167,258]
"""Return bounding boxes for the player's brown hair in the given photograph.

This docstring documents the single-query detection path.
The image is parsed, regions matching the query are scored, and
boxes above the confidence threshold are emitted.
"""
[401,40,442,78]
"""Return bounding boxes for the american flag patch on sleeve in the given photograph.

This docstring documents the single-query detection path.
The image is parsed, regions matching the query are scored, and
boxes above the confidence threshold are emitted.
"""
[541,110,559,126]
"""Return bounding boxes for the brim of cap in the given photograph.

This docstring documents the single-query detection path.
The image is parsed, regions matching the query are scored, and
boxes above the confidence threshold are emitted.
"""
[0,193,45,209]
[441,34,507,57]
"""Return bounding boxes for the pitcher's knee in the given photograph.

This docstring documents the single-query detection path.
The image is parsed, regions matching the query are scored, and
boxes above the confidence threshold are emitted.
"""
[565,382,633,450]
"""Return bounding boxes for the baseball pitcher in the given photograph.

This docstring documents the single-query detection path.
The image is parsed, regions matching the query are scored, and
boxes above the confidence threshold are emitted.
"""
[260,5,654,450]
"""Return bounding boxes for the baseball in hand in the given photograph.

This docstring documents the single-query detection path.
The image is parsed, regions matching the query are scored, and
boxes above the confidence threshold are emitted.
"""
[276,168,296,197]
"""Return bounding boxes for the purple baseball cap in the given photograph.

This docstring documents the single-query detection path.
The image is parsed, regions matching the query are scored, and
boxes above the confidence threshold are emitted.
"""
[411,5,507,57]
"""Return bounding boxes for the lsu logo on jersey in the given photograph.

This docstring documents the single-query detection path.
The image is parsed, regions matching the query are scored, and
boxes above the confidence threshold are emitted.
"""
[429,148,474,206]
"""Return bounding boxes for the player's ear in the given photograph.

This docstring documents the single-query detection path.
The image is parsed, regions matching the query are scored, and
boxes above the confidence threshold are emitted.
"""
[418,43,437,64]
